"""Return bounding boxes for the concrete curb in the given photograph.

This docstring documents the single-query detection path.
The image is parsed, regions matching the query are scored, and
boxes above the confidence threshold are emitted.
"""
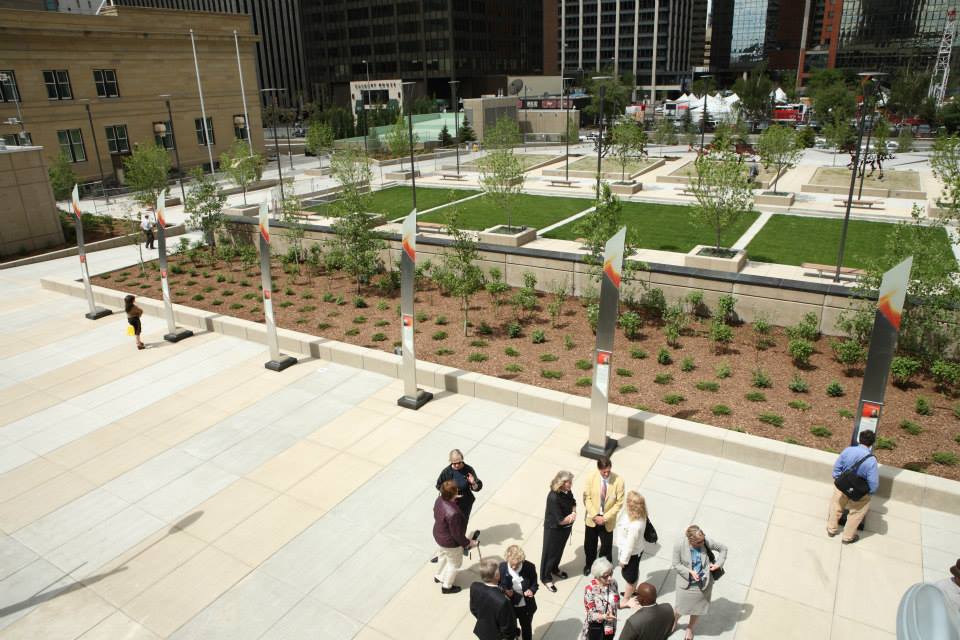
[40,275,960,516]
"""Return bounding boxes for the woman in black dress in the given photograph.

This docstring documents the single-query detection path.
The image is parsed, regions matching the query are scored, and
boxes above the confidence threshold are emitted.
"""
[540,470,577,592]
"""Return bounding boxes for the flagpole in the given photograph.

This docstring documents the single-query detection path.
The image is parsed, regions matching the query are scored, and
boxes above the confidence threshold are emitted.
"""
[190,29,216,175]
[234,29,254,157]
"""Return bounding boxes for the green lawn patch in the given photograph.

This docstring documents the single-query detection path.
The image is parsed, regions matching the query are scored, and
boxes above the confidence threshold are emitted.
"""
[544,201,759,253]
[461,154,560,171]
[747,214,955,269]
[567,156,658,176]
[809,167,920,191]
[306,186,478,218]
[418,193,591,230]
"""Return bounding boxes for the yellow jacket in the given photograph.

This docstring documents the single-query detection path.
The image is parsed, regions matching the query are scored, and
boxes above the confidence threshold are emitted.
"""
[582,470,625,532]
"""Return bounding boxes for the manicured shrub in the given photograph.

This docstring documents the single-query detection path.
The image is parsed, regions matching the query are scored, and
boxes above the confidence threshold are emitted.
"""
[696,381,719,392]
[826,381,845,397]
[715,362,732,379]
[751,368,772,389]
[654,373,673,385]
[371,333,387,342]
[788,338,814,367]
[788,400,811,411]
[640,287,667,317]
[564,335,575,350]
[663,394,685,405]
[657,347,672,365]
[505,347,520,357]
[784,437,799,444]
[469,339,489,348]
[786,312,819,341]
[374,319,389,327]
[631,348,648,360]
[916,396,933,416]
[875,436,896,450]
[539,353,559,362]
[745,391,766,402]
[298,305,316,313]
[468,352,489,362]
[222,290,235,297]
[810,425,832,437]
[192,293,204,301]
[900,419,922,435]
[576,376,592,387]
[507,322,522,338]
[932,451,958,466]
[758,412,784,427]
[931,359,960,391]
[709,320,734,352]
[505,363,523,373]
[680,357,696,373]
[619,311,643,339]
[279,301,294,308]
[316,322,332,331]
[216,274,226,283]
[434,314,448,325]
[285,287,295,296]
[229,303,244,310]
[344,328,360,336]
[531,330,546,344]
[575,359,592,370]
[202,285,215,293]
[619,384,639,394]
[616,368,633,377]
[838,408,854,418]
[476,321,494,336]
[586,304,600,333]
[716,294,737,324]
[711,404,731,416]
[541,369,562,379]
[322,292,336,303]
[435,348,455,356]
[352,315,367,324]
[890,356,922,387]
[415,311,428,322]
[211,299,224,306]
[788,374,809,393]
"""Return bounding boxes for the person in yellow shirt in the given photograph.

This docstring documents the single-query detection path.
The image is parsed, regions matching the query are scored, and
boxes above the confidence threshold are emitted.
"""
[582,455,625,576]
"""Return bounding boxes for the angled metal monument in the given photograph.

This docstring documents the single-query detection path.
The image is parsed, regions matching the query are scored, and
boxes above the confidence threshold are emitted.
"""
[71,184,111,320]
[851,256,913,445]
[155,190,193,343]
[581,226,627,459]
[397,210,433,410]
[258,200,297,372]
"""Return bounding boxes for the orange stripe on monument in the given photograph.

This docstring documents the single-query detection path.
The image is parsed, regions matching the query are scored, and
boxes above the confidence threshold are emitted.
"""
[603,259,621,289]
[878,292,902,330]
[402,237,415,261]
[260,225,270,243]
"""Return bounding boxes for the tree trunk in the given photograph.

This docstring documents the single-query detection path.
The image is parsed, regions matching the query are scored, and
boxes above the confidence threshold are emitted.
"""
[462,296,469,336]
[242,185,247,205]
[716,228,721,251]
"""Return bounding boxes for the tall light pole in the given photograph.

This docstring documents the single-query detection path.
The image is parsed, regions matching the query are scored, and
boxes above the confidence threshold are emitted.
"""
[594,77,611,197]
[233,29,254,157]
[80,100,109,204]
[857,73,886,200]
[402,81,417,211]
[449,79,460,175]
[189,28,215,176]
[361,59,371,154]
[697,74,712,153]
[563,76,574,181]
[261,88,287,202]
[159,95,186,205]
[836,72,884,282]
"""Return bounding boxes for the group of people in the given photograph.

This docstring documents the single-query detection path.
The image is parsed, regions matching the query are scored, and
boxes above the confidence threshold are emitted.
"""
[431,452,727,640]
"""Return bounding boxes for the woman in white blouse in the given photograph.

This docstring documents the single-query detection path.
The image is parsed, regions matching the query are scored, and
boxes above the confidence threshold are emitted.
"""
[615,491,649,603]
[498,544,539,640]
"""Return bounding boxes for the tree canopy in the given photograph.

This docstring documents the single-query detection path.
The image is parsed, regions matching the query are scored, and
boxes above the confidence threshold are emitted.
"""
[732,63,774,125]
[123,143,171,211]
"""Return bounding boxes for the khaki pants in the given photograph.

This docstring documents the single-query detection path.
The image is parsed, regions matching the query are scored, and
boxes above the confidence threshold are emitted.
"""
[434,545,463,588]
[826,487,870,540]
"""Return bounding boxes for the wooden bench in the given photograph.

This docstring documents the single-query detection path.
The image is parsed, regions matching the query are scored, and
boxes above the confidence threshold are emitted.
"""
[547,179,576,188]
[679,189,697,197]
[417,221,448,234]
[833,198,884,210]
[801,262,865,279]
[440,173,466,181]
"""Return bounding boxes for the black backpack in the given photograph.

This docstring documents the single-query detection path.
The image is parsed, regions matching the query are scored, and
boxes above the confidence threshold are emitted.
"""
[834,453,875,501]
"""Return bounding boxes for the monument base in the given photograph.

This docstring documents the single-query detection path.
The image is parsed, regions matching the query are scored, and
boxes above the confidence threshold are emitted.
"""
[397,389,434,410]
[163,328,194,343]
[579,436,618,460]
[85,307,112,320]
[264,355,298,372]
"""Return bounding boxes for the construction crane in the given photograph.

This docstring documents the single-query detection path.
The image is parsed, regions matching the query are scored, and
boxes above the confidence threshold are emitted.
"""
[929,7,957,107]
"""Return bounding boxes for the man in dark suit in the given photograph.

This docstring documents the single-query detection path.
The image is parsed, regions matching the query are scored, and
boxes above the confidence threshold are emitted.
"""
[619,582,675,640]
[470,558,517,640]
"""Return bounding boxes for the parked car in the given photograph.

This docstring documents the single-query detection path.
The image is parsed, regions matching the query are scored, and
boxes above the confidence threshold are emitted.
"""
[885,140,900,152]
[814,136,828,148]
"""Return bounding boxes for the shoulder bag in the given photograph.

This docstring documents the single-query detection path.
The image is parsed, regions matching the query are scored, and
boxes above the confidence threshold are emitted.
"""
[704,540,724,582]
[834,453,875,501]
[643,518,658,544]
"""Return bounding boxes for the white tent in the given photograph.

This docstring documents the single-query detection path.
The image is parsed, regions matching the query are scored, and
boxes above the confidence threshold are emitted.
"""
[673,92,741,122]
[771,87,789,104]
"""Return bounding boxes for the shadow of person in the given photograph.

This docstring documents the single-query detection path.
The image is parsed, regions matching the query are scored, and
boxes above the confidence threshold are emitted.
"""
[474,523,524,546]
[682,597,753,636]
[536,616,583,640]
[0,565,128,619]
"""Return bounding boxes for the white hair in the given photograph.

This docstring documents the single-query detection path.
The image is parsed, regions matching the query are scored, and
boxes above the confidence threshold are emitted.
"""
[591,557,614,579]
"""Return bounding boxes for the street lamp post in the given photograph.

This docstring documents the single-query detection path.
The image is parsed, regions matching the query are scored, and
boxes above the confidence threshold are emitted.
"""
[402,81,417,211]
[857,77,885,200]
[563,76,574,181]
[159,95,187,205]
[449,80,460,175]
[836,72,885,282]
[697,74,712,153]
[80,101,109,204]
[594,77,611,197]
[261,88,287,202]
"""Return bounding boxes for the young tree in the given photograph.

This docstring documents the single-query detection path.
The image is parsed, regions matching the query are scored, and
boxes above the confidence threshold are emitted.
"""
[458,117,477,144]
[183,167,227,253]
[304,121,335,169]
[932,135,960,213]
[278,183,306,277]
[823,113,856,164]
[757,124,802,193]
[48,152,77,203]
[870,116,892,159]
[611,120,647,182]
[573,184,646,293]
[329,147,383,292]
[584,72,630,123]
[219,138,261,205]
[733,63,774,127]
[437,124,454,147]
[478,116,525,231]
[123,143,171,211]
[565,113,580,144]
[386,114,418,170]
[688,150,755,251]
[441,212,485,336]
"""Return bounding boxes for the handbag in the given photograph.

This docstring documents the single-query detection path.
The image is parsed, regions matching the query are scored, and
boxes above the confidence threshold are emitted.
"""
[704,540,724,582]
[643,518,658,544]
[126,325,135,336]
[834,453,875,501]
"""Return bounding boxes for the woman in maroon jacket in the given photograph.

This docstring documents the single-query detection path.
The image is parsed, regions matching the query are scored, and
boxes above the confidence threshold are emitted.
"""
[433,479,478,594]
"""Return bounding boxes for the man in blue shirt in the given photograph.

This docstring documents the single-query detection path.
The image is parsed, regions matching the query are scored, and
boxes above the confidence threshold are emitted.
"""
[827,430,880,544]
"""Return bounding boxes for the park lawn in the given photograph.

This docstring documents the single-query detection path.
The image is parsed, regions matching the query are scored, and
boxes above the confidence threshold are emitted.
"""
[544,201,760,253]
[746,214,956,269]
[809,167,921,190]
[461,154,560,171]
[417,193,591,229]
[305,186,477,218]
[568,156,658,176]
[671,160,779,182]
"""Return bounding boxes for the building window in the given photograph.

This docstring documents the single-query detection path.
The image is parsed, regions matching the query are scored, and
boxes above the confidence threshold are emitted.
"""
[233,115,248,140]
[0,70,19,103]
[154,121,174,150]
[93,69,119,98]
[195,117,215,145]
[57,128,86,162]
[43,70,73,100]
[105,125,130,154]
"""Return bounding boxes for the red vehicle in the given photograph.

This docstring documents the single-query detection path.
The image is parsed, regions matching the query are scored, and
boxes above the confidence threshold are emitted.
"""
[772,104,807,124]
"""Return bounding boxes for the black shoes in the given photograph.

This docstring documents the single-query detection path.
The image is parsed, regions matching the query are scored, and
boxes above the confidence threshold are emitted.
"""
[583,567,590,576]
[430,557,438,563]
[441,585,462,594]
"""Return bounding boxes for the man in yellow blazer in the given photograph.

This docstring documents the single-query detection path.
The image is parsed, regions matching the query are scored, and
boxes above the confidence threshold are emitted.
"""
[582,455,625,576]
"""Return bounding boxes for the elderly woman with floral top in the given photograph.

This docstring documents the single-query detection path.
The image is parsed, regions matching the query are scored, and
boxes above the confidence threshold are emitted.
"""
[578,557,638,639]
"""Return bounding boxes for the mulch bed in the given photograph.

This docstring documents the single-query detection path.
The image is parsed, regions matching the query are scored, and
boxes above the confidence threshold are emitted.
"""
[92,254,960,481]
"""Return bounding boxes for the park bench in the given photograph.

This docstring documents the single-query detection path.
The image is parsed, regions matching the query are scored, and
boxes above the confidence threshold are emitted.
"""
[801,262,865,280]
[679,189,697,197]
[417,221,448,234]
[547,179,576,188]
[833,198,884,210]
[440,173,466,181]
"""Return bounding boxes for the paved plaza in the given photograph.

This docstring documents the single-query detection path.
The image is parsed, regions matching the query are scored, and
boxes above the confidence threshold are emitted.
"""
[0,244,957,639]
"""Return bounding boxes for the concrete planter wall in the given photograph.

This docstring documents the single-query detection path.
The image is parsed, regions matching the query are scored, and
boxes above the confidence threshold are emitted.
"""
[221,179,279,198]
[801,182,926,200]
[225,203,261,216]
[303,167,332,177]
[370,150,456,168]
[478,226,537,247]
[927,200,957,219]
[657,161,784,189]
[755,192,795,207]
[683,245,748,273]
[384,169,421,180]
[610,181,642,195]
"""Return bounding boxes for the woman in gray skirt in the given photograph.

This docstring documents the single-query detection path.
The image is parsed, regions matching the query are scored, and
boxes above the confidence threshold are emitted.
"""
[672,525,727,640]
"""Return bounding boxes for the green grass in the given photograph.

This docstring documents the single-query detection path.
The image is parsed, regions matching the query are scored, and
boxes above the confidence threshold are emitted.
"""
[418,193,590,230]
[809,166,920,191]
[747,215,955,269]
[544,201,759,253]
[567,156,659,177]
[461,154,560,171]
[306,186,478,218]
